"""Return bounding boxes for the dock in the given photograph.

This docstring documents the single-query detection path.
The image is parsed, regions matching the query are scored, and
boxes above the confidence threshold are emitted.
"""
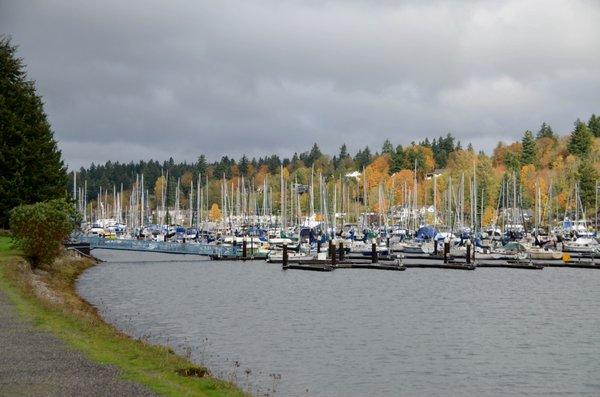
[403,262,476,270]
[476,261,543,270]
[282,263,334,271]
[75,236,237,257]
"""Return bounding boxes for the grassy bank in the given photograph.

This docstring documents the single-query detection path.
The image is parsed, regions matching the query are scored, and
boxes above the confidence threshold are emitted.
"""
[0,236,245,397]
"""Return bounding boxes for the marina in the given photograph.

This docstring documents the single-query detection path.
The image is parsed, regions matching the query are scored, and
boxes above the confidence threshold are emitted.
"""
[67,154,600,280]
[4,3,600,396]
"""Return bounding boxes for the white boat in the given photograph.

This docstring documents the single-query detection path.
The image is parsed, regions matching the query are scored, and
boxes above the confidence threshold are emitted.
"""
[526,247,563,260]
[348,241,390,256]
[402,242,425,254]
[266,251,315,263]
[562,237,599,253]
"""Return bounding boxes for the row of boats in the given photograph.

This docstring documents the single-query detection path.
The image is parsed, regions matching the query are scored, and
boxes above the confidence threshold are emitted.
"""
[84,218,600,264]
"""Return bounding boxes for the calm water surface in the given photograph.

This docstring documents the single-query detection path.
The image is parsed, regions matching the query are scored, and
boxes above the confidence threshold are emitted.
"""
[77,249,600,396]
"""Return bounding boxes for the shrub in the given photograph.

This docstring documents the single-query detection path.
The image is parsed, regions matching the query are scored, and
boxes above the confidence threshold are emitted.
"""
[9,198,80,267]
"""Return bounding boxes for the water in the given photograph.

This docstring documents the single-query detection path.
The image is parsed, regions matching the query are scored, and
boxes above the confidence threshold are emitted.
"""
[77,249,600,396]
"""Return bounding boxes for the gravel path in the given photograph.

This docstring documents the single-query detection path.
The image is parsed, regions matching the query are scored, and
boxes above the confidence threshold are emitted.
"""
[0,287,157,397]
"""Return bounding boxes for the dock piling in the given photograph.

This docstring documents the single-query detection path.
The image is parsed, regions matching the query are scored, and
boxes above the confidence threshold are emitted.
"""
[371,240,378,264]
[331,240,337,267]
[282,243,288,267]
[466,239,471,264]
[242,237,247,261]
[443,238,449,264]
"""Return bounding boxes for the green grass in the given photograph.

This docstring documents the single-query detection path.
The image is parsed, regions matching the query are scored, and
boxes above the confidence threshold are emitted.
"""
[0,236,245,397]
[0,235,13,252]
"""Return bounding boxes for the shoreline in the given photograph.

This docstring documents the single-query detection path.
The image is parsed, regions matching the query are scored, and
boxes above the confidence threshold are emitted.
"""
[0,236,245,397]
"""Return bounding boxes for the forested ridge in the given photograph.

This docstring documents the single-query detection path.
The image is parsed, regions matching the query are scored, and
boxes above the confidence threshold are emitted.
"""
[74,115,600,222]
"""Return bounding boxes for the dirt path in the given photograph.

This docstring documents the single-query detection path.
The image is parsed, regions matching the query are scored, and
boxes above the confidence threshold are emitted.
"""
[0,288,157,397]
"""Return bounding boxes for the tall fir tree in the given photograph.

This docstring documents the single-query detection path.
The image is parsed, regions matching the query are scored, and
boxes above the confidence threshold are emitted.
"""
[0,38,68,226]
[196,154,208,176]
[307,143,322,166]
[588,114,600,138]
[338,144,349,159]
[536,122,556,140]
[238,155,249,176]
[389,145,406,174]
[354,146,372,170]
[521,130,537,165]
[578,160,597,209]
[381,139,394,156]
[567,119,593,157]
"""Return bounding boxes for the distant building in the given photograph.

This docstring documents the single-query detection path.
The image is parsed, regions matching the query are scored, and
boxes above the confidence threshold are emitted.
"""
[425,169,445,180]
[345,171,361,180]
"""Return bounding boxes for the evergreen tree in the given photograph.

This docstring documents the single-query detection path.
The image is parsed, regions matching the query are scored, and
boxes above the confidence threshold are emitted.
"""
[381,139,393,156]
[0,38,68,226]
[431,134,455,169]
[354,146,372,170]
[588,114,600,138]
[521,130,537,165]
[338,144,349,159]
[390,145,406,174]
[503,151,520,172]
[308,143,322,165]
[239,155,249,176]
[578,160,597,208]
[196,154,207,176]
[568,119,593,157]
[266,154,281,174]
[536,122,555,140]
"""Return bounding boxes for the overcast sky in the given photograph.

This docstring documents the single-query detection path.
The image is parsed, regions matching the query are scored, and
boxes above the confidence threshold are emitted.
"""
[2,0,600,170]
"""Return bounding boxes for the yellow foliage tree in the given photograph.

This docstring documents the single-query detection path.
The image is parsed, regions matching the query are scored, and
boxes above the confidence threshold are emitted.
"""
[365,155,391,189]
[154,176,166,199]
[181,171,193,188]
[482,206,496,227]
[387,170,415,206]
[209,203,222,221]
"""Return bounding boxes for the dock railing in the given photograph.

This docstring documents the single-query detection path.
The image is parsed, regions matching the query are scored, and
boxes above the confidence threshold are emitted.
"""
[75,236,238,256]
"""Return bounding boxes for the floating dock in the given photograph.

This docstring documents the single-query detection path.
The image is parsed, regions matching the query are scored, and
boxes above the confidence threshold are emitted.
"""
[403,262,476,270]
[282,263,334,272]
[476,261,543,270]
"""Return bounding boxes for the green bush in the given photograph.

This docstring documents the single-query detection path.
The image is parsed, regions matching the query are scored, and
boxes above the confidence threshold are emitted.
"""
[9,198,80,267]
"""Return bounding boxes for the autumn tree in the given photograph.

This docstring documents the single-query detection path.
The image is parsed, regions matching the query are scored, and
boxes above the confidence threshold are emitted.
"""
[154,175,166,201]
[404,144,435,177]
[209,203,222,221]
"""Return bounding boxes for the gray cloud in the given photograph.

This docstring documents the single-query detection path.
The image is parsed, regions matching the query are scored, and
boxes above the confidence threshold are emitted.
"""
[2,0,600,169]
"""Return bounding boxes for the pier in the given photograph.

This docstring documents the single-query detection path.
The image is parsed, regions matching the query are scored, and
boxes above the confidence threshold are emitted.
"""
[75,236,238,257]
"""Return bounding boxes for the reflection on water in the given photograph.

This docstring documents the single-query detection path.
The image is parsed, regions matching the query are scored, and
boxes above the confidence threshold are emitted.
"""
[77,249,600,396]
